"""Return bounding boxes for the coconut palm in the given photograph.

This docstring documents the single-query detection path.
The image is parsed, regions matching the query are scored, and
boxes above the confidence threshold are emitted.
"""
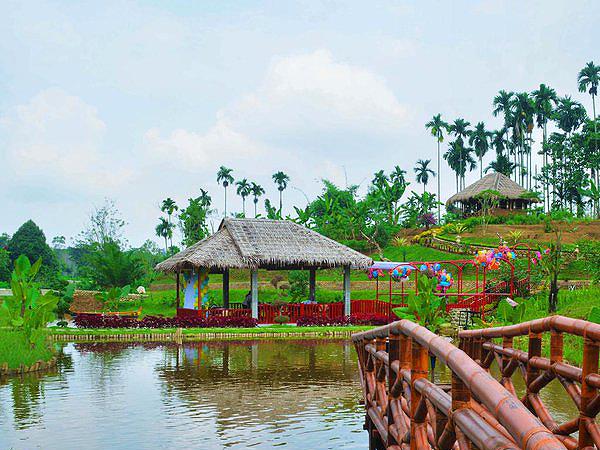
[425,113,449,222]
[155,217,172,254]
[414,159,436,194]
[160,198,178,249]
[216,166,234,216]
[469,122,491,178]
[250,182,265,218]
[235,179,251,216]
[532,84,558,211]
[272,171,290,212]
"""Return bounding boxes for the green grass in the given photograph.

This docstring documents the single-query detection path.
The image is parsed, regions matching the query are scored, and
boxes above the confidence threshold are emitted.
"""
[0,329,55,369]
[49,325,373,336]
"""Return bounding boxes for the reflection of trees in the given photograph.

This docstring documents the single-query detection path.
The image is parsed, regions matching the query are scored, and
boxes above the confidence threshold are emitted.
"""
[0,346,73,429]
[155,340,360,434]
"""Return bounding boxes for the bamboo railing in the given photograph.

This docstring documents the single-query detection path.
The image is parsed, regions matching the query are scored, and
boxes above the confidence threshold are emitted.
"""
[353,320,567,449]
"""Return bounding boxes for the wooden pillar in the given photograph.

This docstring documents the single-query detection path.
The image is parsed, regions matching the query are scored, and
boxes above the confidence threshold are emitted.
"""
[223,269,230,308]
[251,269,259,319]
[175,271,180,309]
[309,268,316,302]
[343,265,351,316]
[579,337,599,448]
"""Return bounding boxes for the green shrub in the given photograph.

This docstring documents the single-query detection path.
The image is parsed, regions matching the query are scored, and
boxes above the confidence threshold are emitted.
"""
[288,271,309,301]
[0,248,10,282]
[0,329,54,369]
[274,315,290,324]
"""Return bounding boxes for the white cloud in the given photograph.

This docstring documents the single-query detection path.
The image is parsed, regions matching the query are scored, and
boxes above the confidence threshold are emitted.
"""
[2,88,130,191]
[143,49,411,169]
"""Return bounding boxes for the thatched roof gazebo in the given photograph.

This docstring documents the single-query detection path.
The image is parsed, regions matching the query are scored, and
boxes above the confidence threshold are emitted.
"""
[155,218,373,318]
[446,172,539,215]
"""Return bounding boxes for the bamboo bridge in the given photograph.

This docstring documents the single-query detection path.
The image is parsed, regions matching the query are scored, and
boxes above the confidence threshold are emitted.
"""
[352,316,600,449]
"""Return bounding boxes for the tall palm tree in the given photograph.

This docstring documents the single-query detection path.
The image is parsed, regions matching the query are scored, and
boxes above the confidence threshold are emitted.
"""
[198,188,212,207]
[532,84,558,211]
[509,92,535,187]
[235,179,251,216]
[485,153,516,177]
[272,171,290,212]
[250,182,265,218]
[155,217,171,254]
[425,113,449,222]
[554,96,588,135]
[160,198,178,249]
[414,159,436,194]
[390,165,407,185]
[216,166,234,216]
[469,122,491,178]
[448,118,472,190]
[490,129,507,156]
[493,90,515,178]
[578,61,600,211]
[371,170,388,189]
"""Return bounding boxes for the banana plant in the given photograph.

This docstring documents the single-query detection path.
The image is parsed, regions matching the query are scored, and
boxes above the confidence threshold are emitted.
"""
[95,285,131,312]
[0,255,58,342]
[392,275,449,333]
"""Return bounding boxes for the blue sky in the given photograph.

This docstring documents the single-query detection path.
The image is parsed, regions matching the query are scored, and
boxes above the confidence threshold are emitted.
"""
[1,0,598,246]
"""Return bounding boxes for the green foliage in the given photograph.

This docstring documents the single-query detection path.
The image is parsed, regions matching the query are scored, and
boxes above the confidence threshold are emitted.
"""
[0,248,10,282]
[577,240,600,281]
[588,306,600,325]
[0,255,59,343]
[0,329,54,369]
[7,220,59,284]
[288,270,309,301]
[274,315,290,324]
[392,275,448,332]
[81,240,144,288]
[55,284,76,320]
[495,298,526,325]
[179,194,211,246]
[95,285,131,312]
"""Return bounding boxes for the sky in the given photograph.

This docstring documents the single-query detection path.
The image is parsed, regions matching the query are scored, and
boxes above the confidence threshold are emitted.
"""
[1,0,599,247]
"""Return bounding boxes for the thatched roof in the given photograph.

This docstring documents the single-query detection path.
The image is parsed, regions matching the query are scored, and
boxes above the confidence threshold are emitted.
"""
[155,218,373,272]
[446,172,539,205]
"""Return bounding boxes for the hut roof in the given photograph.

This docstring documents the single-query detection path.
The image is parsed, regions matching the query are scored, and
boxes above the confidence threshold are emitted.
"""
[155,218,373,272]
[446,172,539,205]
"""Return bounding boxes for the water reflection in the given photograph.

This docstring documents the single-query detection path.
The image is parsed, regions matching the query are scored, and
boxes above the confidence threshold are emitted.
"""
[0,340,365,450]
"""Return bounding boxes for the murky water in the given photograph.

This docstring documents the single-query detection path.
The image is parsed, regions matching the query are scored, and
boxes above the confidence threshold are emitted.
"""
[0,340,365,450]
[0,340,579,450]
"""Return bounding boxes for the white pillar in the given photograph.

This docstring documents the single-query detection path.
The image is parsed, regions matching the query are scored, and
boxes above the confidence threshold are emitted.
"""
[343,265,351,316]
[251,269,259,319]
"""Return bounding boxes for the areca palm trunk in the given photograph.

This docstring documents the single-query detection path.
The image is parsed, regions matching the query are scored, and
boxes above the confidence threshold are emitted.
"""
[437,139,441,223]
[224,186,228,216]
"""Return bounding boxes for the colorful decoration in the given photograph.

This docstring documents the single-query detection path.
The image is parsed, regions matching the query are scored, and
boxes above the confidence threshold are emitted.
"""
[390,266,412,282]
[436,269,454,291]
[183,270,210,310]
[368,268,385,280]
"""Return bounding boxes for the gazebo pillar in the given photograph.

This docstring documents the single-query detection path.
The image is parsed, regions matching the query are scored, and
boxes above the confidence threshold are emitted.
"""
[175,271,180,309]
[223,269,230,309]
[309,268,316,302]
[251,269,259,319]
[343,265,351,316]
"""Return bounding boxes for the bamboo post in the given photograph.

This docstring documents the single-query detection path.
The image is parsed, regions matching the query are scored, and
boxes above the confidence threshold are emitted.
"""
[579,337,599,448]
[343,265,351,316]
[223,269,230,309]
[410,338,428,450]
[175,271,180,310]
[251,269,259,319]
[309,268,316,302]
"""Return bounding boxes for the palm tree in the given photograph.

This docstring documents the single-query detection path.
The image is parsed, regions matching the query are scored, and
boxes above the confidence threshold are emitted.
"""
[485,153,516,177]
[250,182,265,218]
[510,92,535,187]
[372,170,388,189]
[160,198,178,249]
[235,179,251,216]
[390,165,407,185]
[425,113,449,222]
[490,129,507,156]
[155,217,171,254]
[469,122,491,178]
[532,84,558,211]
[216,166,234,216]
[578,61,600,211]
[198,188,212,207]
[554,96,588,135]
[493,90,515,178]
[272,171,290,212]
[414,159,436,194]
[448,118,472,190]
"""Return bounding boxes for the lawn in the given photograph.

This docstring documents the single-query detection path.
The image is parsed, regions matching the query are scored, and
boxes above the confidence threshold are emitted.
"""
[0,329,55,369]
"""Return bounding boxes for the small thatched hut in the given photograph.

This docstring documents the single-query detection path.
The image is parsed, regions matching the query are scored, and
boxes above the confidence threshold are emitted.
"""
[446,172,539,215]
[155,218,373,318]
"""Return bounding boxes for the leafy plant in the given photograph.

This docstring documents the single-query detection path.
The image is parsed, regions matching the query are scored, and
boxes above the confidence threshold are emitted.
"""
[95,285,131,312]
[495,298,527,325]
[0,255,58,342]
[392,275,448,333]
[288,271,309,301]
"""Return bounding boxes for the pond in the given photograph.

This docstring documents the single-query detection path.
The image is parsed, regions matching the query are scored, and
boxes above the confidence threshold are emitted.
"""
[0,339,366,450]
[0,339,579,449]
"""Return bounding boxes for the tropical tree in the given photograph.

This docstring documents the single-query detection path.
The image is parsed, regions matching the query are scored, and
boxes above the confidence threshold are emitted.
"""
[235,178,251,216]
[469,122,491,178]
[216,166,234,216]
[425,113,448,223]
[532,84,558,210]
[250,182,265,217]
[160,198,178,249]
[390,165,407,186]
[493,90,514,138]
[372,170,388,189]
[485,153,516,177]
[198,188,212,207]
[272,171,290,212]
[554,96,587,136]
[510,92,535,187]
[414,159,436,194]
[179,196,211,246]
[155,217,171,253]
